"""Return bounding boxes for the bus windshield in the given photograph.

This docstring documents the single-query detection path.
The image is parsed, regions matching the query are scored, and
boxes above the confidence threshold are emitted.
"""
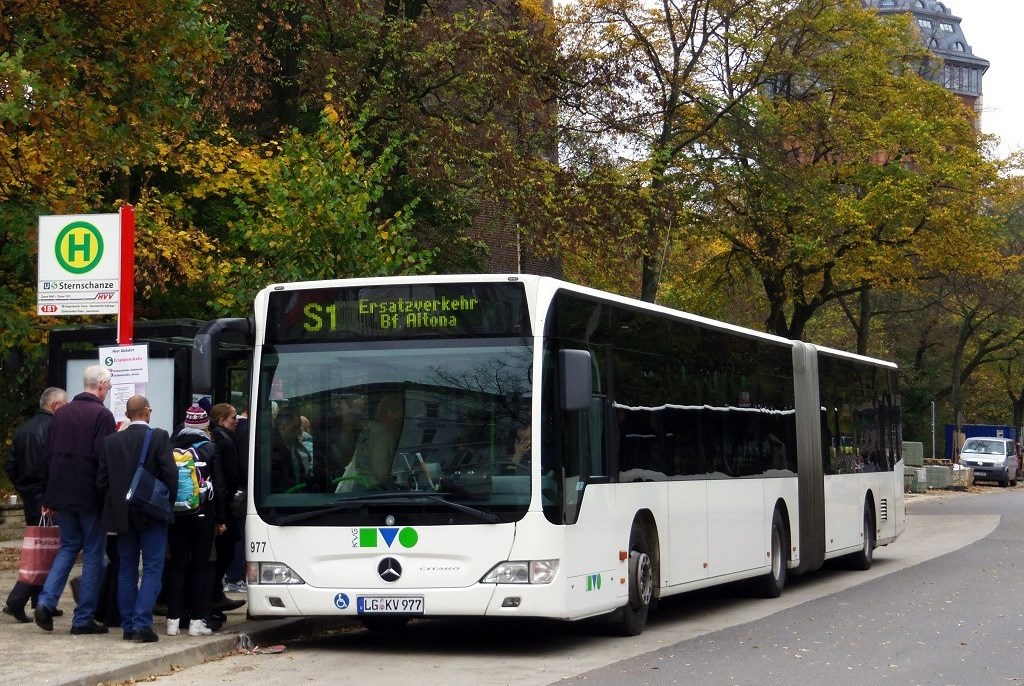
[253,339,536,525]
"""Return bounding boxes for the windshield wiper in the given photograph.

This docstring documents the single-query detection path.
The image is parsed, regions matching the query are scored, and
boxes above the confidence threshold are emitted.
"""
[275,501,364,526]
[274,491,499,525]
[416,493,499,523]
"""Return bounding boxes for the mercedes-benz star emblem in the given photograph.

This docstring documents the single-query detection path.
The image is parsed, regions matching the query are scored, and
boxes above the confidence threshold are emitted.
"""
[378,557,402,583]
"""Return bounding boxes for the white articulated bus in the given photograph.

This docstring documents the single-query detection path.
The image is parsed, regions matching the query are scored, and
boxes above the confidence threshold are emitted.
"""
[193,274,904,635]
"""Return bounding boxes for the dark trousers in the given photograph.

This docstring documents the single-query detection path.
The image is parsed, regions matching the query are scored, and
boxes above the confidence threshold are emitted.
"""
[96,535,121,626]
[212,517,240,598]
[5,496,43,611]
[225,522,244,585]
[165,513,216,623]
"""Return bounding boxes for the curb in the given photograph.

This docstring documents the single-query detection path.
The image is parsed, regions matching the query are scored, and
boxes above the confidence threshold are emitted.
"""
[73,617,348,686]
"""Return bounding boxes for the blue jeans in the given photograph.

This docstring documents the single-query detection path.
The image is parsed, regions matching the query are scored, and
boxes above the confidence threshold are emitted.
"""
[38,509,106,627]
[117,526,168,632]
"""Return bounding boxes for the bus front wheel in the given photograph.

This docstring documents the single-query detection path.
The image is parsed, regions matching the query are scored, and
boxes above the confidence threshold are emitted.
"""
[611,521,654,636]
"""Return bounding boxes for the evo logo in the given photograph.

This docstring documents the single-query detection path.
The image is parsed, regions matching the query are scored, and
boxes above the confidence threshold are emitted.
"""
[585,574,602,592]
[351,527,419,549]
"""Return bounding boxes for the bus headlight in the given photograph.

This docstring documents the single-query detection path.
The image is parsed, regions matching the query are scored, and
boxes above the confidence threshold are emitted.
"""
[247,561,305,585]
[480,560,559,584]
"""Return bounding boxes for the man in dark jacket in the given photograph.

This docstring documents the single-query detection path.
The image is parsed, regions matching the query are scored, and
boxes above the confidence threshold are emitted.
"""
[2,387,68,622]
[97,395,176,643]
[34,365,117,635]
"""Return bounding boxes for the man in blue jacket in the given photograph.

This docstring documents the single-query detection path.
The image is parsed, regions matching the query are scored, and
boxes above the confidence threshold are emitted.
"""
[34,365,117,634]
[2,387,68,622]
[97,395,176,642]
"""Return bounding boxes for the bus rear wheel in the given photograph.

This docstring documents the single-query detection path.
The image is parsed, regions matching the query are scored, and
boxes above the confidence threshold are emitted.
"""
[758,508,788,598]
[611,521,654,636]
[849,506,875,571]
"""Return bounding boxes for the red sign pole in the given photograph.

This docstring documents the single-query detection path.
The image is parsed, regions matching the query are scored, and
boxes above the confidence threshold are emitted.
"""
[117,205,135,345]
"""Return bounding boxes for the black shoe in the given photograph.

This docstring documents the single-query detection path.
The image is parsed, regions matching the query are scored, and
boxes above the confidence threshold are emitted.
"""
[132,626,159,643]
[2,605,30,623]
[51,608,64,617]
[70,620,109,635]
[152,603,167,617]
[34,605,53,632]
[123,631,134,641]
[212,597,245,612]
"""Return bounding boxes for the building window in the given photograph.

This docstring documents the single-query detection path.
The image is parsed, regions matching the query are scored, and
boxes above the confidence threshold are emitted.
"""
[954,41,966,51]
[915,0,926,7]
[918,19,932,28]
[939,23,954,31]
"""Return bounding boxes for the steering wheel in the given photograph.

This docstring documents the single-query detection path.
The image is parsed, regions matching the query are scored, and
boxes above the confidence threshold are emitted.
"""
[331,474,372,490]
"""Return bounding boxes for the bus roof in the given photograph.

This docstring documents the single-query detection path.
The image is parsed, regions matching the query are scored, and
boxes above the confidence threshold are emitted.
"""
[258,274,896,369]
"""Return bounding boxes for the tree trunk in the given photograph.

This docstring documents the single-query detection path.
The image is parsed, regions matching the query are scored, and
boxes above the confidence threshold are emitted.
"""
[856,285,871,356]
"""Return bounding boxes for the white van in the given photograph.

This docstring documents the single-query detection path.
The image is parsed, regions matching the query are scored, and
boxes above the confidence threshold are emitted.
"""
[959,437,1019,487]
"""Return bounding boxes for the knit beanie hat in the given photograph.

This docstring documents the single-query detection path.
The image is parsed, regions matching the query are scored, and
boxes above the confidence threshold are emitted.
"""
[197,396,212,413]
[184,403,209,430]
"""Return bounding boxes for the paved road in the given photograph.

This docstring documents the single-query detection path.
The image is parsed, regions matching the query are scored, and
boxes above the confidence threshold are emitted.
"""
[142,490,1001,686]
[559,488,1023,686]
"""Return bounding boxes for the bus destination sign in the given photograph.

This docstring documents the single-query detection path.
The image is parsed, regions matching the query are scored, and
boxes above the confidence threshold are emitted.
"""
[267,282,530,342]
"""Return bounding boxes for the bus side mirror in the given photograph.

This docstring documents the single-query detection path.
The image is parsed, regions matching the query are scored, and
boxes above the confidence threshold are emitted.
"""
[191,318,252,395]
[559,349,592,412]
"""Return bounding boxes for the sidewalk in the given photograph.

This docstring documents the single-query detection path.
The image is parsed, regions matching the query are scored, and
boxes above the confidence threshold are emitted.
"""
[0,538,346,686]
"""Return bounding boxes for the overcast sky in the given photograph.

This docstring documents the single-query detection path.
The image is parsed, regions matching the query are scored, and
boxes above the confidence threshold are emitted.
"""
[954,1,1022,158]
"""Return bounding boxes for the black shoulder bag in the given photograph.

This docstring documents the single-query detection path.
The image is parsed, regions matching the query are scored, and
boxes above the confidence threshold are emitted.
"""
[126,428,173,523]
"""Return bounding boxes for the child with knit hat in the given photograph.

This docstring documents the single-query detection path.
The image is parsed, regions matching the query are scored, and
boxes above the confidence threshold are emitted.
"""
[184,403,210,430]
[164,402,238,636]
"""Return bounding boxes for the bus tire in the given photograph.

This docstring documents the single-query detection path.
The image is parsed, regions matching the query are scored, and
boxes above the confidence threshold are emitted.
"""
[758,508,788,598]
[849,505,875,571]
[610,521,654,636]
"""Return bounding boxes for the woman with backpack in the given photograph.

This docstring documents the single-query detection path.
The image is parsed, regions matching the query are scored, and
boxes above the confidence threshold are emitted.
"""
[163,403,227,637]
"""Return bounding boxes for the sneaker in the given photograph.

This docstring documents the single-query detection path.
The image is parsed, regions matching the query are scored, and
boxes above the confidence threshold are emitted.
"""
[223,581,247,594]
[123,631,134,641]
[2,605,30,623]
[188,619,212,636]
[166,618,180,636]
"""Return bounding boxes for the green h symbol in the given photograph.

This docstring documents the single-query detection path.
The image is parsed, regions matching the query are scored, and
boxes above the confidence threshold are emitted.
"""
[55,221,104,274]
[68,232,91,262]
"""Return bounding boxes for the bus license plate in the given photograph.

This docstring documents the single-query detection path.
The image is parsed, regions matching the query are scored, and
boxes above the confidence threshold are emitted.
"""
[357,596,424,614]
